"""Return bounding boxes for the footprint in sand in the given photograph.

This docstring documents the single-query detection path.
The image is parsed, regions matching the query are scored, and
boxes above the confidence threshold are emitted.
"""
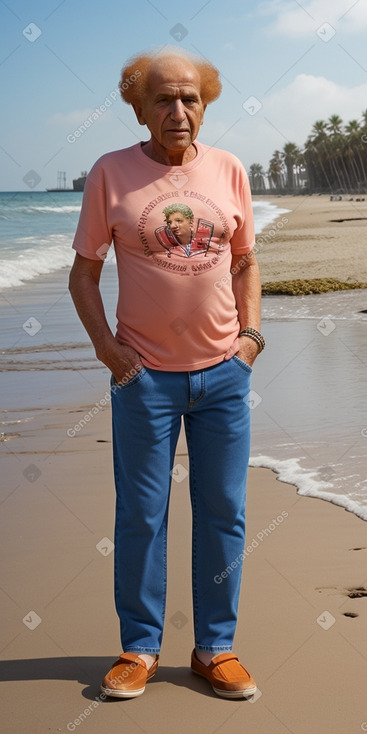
[316,585,367,619]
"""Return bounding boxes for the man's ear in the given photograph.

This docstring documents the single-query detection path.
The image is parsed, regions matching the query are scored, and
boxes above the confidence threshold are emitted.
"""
[200,104,207,125]
[132,103,146,126]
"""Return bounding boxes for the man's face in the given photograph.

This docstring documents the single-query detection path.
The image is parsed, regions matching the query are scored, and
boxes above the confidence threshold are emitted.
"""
[167,212,192,244]
[134,57,205,154]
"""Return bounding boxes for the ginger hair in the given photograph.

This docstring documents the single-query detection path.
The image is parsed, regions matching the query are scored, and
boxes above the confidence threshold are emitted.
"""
[119,48,222,107]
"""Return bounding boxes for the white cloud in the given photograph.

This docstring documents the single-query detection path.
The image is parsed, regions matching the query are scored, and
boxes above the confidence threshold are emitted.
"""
[259,0,367,37]
[225,73,367,169]
[47,109,95,126]
[265,73,367,137]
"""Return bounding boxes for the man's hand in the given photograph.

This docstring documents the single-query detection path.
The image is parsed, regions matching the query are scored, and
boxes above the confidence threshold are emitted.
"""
[98,340,144,384]
[223,335,259,367]
[69,254,144,384]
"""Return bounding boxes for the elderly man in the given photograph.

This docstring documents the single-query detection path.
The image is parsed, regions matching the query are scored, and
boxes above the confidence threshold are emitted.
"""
[69,48,264,700]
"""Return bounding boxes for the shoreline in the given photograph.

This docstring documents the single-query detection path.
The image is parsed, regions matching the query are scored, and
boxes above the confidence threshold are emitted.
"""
[250,456,367,524]
[1,194,366,522]
[253,193,367,284]
[1,401,367,732]
[2,193,367,296]
[2,193,367,730]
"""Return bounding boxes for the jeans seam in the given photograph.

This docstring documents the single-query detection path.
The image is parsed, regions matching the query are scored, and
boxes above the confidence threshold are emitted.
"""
[112,403,123,644]
[124,646,160,654]
[161,515,167,632]
[195,645,233,652]
[188,370,206,410]
[185,418,199,643]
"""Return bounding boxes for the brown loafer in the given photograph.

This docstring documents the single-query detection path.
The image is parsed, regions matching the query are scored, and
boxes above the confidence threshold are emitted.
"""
[101,652,159,698]
[191,649,257,699]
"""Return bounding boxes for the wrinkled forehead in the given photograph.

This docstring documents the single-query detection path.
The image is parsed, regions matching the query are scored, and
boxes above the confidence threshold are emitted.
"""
[146,57,201,96]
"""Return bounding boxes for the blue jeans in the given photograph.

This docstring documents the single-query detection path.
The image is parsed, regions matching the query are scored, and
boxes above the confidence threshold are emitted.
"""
[110,356,252,654]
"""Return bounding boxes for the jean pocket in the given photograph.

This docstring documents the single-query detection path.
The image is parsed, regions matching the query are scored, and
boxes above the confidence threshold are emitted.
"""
[110,367,147,390]
[232,354,253,374]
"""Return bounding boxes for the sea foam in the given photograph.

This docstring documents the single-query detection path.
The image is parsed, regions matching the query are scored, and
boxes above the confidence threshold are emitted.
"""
[0,234,74,289]
[249,455,367,522]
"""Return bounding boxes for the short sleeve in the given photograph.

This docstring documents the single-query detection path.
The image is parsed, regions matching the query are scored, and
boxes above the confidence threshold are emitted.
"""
[230,167,255,255]
[72,159,113,260]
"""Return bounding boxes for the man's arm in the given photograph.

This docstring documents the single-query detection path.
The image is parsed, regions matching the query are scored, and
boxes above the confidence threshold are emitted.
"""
[68,253,143,382]
[224,250,262,367]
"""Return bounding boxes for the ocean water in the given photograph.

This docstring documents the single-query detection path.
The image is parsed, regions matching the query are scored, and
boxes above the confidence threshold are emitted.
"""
[0,193,285,289]
[1,192,366,521]
[250,312,367,522]
[0,191,82,289]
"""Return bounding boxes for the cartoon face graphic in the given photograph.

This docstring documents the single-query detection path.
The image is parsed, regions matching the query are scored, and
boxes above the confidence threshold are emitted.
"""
[154,203,214,257]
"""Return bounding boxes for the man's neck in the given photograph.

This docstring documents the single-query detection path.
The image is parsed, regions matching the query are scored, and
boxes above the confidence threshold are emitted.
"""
[141,139,197,166]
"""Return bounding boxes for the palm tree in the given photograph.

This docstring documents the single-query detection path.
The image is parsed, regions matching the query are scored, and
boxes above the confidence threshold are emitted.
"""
[282,142,301,191]
[294,148,307,188]
[305,120,333,191]
[327,114,343,136]
[261,109,367,194]
[249,163,266,192]
[327,114,352,190]
[268,150,284,190]
[345,119,366,189]
[311,120,328,137]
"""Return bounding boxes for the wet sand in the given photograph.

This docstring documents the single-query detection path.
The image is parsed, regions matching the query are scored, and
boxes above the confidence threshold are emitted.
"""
[1,194,367,732]
[1,402,367,733]
[253,193,367,284]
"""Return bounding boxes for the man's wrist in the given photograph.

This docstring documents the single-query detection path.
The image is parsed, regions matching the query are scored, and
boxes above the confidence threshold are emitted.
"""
[238,327,265,353]
[95,333,118,362]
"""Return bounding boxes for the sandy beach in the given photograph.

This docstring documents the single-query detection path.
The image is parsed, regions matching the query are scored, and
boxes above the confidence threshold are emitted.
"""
[253,193,367,284]
[1,403,367,733]
[1,194,367,733]
[0,405,367,734]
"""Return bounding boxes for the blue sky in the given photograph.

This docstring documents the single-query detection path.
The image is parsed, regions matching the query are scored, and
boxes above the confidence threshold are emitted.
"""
[1,0,367,190]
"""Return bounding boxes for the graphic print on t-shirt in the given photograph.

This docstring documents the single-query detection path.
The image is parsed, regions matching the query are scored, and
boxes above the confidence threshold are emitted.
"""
[138,189,230,275]
[154,202,214,258]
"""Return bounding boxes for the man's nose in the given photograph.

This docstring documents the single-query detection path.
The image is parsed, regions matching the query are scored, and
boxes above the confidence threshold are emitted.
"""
[170,99,186,122]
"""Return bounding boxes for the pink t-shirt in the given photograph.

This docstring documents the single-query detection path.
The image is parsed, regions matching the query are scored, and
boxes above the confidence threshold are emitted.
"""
[72,141,255,371]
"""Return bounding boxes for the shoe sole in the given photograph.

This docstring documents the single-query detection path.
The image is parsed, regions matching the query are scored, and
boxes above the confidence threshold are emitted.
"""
[100,684,146,698]
[192,669,257,699]
[212,684,257,699]
[100,668,157,699]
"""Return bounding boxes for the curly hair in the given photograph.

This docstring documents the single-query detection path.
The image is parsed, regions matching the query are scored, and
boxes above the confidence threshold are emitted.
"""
[119,47,222,107]
[163,203,194,222]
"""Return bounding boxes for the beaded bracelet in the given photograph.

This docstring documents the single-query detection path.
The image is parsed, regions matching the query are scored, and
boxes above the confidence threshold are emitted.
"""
[239,327,266,353]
